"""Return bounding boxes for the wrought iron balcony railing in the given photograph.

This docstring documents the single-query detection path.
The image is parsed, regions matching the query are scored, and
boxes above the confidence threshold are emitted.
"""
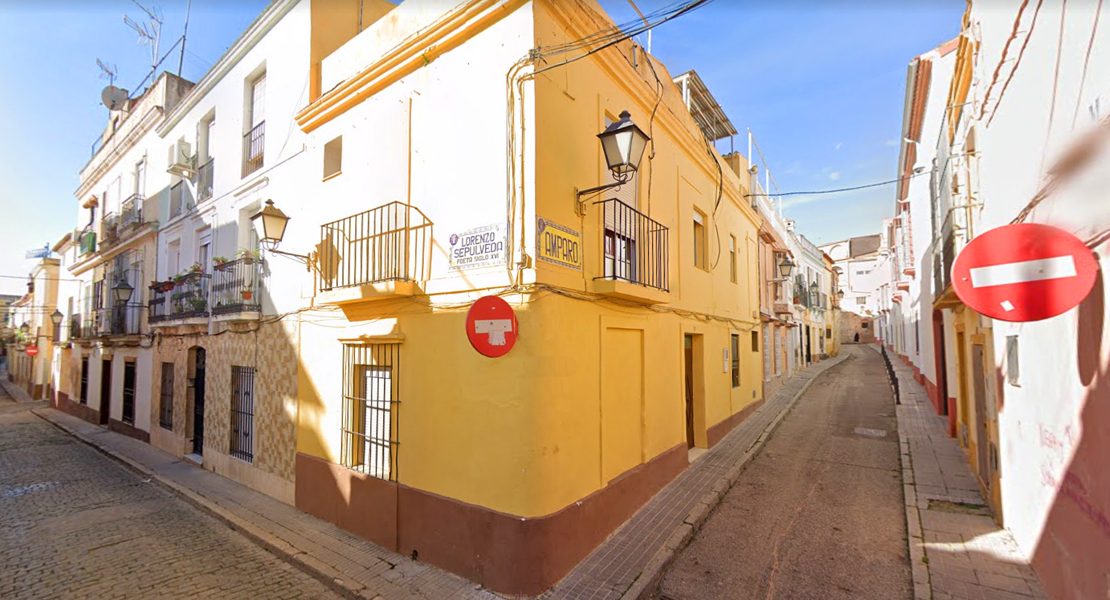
[197,158,214,201]
[100,213,120,245]
[595,198,669,292]
[121,194,143,229]
[318,202,432,292]
[68,314,84,340]
[149,272,210,323]
[94,303,144,336]
[213,257,261,315]
[243,121,265,177]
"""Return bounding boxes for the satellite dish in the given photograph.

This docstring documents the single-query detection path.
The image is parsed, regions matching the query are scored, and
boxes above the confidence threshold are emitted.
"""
[101,86,129,111]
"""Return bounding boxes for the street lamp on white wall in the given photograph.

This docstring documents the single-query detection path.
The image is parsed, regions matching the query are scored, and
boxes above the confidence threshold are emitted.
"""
[250,199,314,269]
[113,280,134,304]
[776,256,795,280]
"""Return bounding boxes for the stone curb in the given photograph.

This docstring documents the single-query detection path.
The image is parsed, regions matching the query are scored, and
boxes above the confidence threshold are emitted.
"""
[864,344,931,600]
[31,407,370,600]
[0,375,35,403]
[624,352,852,600]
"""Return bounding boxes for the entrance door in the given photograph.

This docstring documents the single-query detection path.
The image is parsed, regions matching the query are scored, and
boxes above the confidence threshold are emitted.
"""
[932,311,949,416]
[684,334,695,449]
[971,344,991,487]
[805,327,812,364]
[100,359,112,425]
[194,348,206,455]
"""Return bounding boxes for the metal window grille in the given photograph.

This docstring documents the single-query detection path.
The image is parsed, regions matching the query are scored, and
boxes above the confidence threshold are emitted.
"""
[79,357,89,404]
[341,343,399,481]
[597,198,669,292]
[122,360,136,424]
[243,121,265,177]
[159,362,174,430]
[730,334,740,388]
[230,366,255,462]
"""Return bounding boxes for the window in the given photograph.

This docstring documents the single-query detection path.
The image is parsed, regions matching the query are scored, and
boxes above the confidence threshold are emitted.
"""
[159,362,174,430]
[751,330,759,352]
[1006,335,1020,387]
[134,159,146,196]
[731,334,740,388]
[862,321,870,329]
[243,72,266,176]
[856,296,867,305]
[122,360,136,424]
[79,356,89,404]
[341,343,398,481]
[729,236,737,283]
[826,328,832,339]
[693,209,707,269]
[323,136,343,179]
[230,366,256,462]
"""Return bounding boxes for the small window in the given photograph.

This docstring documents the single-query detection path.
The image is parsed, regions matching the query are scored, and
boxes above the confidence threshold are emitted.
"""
[1006,335,1020,387]
[230,366,256,462]
[693,210,707,270]
[826,328,832,339]
[751,330,759,352]
[79,356,89,404]
[323,136,343,179]
[122,360,136,424]
[342,343,399,481]
[862,322,870,329]
[729,236,737,283]
[856,296,866,305]
[731,334,741,388]
[159,362,174,430]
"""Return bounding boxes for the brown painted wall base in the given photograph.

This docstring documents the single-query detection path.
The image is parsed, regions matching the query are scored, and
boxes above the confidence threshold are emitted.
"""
[54,392,101,425]
[108,419,150,443]
[296,443,688,596]
[707,398,766,448]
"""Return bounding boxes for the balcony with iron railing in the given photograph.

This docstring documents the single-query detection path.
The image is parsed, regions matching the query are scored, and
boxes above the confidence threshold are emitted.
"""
[590,198,670,303]
[243,122,265,177]
[149,272,210,324]
[100,213,120,247]
[197,158,214,201]
[94,303,144,336]
[316,201,432,304]
[169,181,184,220]
[212,257,261,319]
[68,314,85,341]
[120,194,143,229]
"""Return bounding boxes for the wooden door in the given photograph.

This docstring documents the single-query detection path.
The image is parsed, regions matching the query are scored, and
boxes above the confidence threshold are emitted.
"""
[99,359,111,425]
[684,335,694,449]
[972,344,991,486]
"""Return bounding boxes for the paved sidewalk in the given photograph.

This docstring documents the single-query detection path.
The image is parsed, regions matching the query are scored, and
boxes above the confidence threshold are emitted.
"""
[547,352,850,600]
[0,373,34,404]
[880,346,1048,600]
[33,407,499,600]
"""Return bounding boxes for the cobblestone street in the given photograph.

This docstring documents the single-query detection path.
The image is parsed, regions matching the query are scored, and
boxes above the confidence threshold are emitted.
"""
[0,387,340,600]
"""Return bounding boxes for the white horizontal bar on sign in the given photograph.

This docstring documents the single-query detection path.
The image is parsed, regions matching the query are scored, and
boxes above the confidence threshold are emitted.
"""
[969,255,1077,288]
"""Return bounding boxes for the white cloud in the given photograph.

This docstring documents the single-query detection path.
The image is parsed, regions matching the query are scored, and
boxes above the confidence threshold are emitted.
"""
[883,139,898,147]
[835,142,843,151]
[829,171,842,181]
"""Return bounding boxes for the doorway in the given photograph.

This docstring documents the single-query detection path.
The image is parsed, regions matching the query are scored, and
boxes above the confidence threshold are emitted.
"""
[805,327,812,364]
[932,310,949,417]
[99,358,112,425]
[971,343,991,489]
[193,348,207,455]
[684,335,695,449]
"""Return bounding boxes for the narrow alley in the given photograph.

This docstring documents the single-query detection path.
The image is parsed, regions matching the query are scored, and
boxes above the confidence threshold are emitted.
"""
[658,345,912,600]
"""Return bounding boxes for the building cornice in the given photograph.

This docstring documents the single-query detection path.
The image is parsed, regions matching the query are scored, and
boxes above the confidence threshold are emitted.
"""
[295,0,528,133]
[75,106,163,199]
[157,0,300,138]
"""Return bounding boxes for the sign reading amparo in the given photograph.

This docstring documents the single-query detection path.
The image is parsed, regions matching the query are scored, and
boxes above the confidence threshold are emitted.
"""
[952,223,1098,322]
[449,223,506,271]
[536,217,582,270]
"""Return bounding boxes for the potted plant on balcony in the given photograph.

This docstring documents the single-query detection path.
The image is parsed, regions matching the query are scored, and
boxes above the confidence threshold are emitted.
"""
[236,247,260,263]
[187,262,203,274]
[241,282,253,301]
[213,256,229,267]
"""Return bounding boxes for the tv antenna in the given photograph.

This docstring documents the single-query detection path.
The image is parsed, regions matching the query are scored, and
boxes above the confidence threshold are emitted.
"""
[123,0,163,77]
[96,59,118,86]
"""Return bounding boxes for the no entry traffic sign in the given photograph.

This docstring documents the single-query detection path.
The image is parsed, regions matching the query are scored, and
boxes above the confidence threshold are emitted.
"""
[24,346,39,357]
[952,223,1098,322]
[466,295,518,358]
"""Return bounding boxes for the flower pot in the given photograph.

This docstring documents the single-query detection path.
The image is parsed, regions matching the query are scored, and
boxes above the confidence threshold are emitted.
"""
[241,291,253,300]
[161,282,176,292]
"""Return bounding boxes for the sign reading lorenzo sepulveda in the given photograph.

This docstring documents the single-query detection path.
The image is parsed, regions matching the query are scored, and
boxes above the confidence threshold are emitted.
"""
[449,223,506,271]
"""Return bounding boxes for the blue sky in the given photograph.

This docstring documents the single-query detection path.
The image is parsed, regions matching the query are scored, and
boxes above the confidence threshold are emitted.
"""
[0,0,962,295]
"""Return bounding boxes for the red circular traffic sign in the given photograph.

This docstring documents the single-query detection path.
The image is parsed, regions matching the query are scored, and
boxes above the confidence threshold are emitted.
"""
[24,346,40,357]
[952,223,1098,322]
[466,296,518,358]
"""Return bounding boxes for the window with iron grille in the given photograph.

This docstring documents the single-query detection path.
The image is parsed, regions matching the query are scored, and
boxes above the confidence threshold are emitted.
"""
[341,343,399,481]
[230,366,255,462]
[730,334,740,388]
[79,356,89,404]
[122,360,136,424]
[159,362,174,430]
